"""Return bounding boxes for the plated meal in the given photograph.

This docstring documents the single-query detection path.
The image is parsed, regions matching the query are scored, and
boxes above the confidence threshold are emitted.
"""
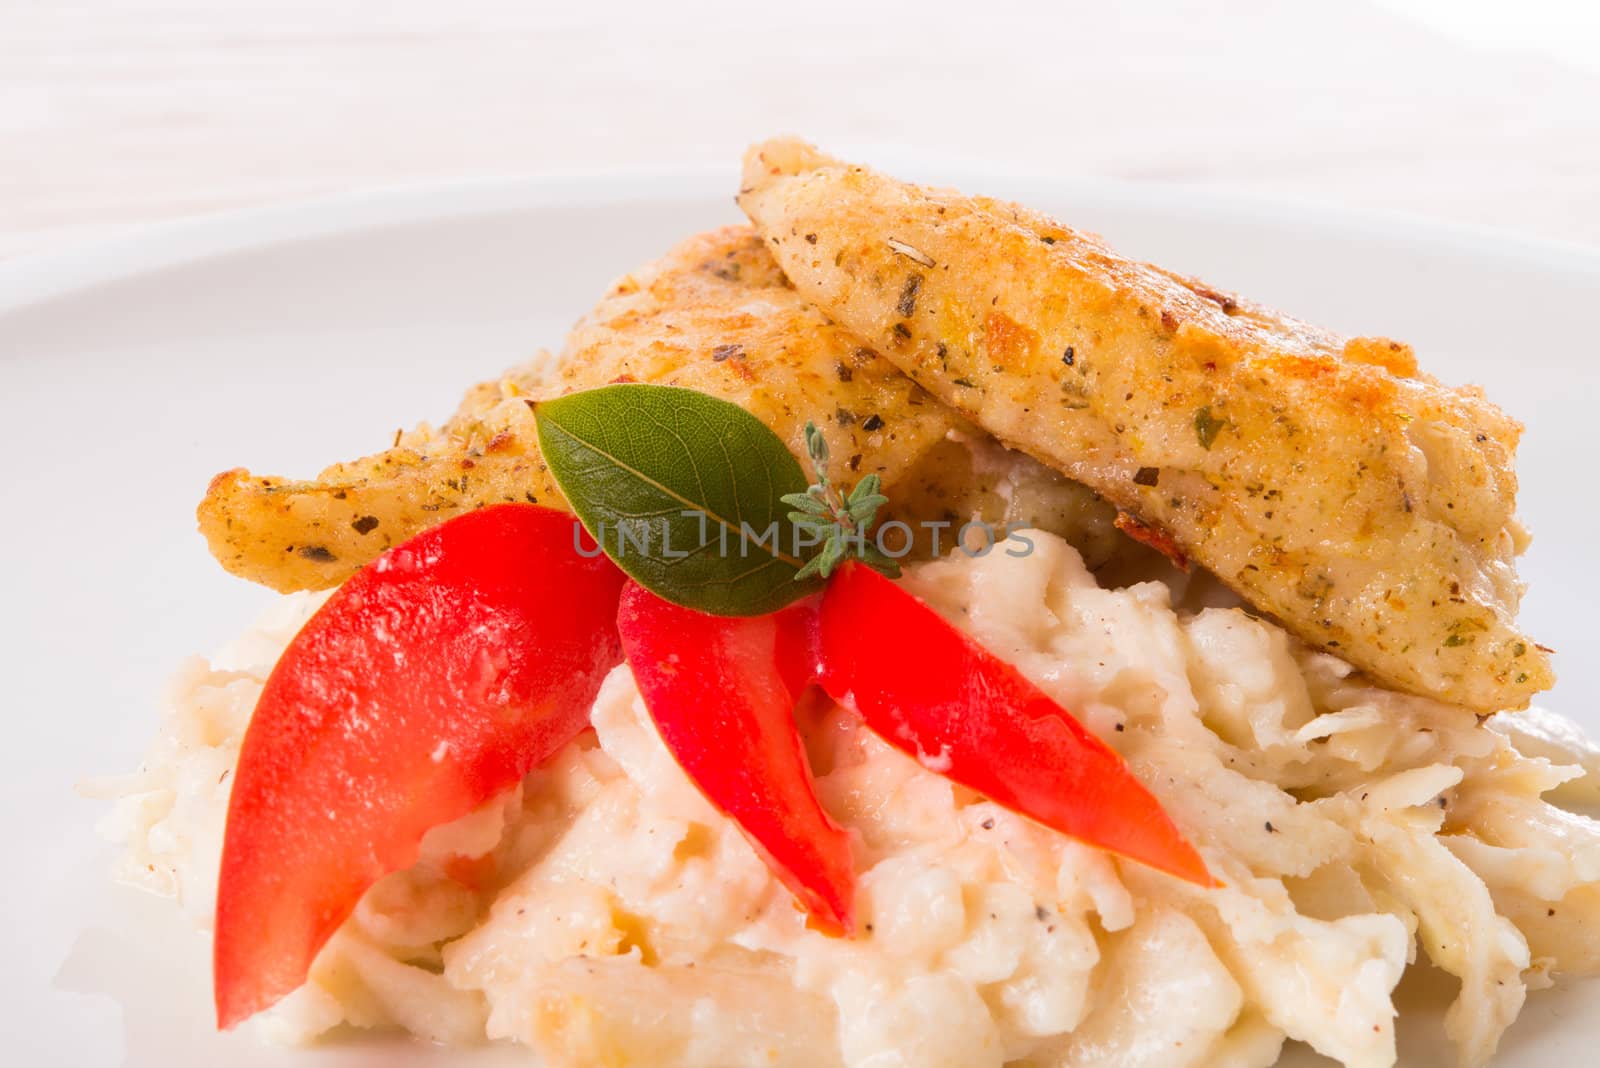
[93,139,1600,1067]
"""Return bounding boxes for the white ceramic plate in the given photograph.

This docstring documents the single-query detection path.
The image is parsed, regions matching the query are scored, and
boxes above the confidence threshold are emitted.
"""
[4,168,1598,1067]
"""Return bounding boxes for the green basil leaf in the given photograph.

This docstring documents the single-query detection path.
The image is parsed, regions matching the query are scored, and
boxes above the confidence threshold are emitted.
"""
[534,384,824,616]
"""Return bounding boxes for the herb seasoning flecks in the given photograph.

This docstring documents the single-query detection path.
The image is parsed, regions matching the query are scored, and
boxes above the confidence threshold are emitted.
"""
[1194,406,1227,450]
[897,274,923,318]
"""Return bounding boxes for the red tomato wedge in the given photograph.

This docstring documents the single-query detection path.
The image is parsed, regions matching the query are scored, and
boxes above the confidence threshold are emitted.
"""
[816,563,1215,888]
[617,582,857,934]
[214,504,625,1028]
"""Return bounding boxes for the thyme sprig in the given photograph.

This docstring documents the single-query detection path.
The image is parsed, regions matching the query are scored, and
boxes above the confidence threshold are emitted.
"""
[782,422,902,582]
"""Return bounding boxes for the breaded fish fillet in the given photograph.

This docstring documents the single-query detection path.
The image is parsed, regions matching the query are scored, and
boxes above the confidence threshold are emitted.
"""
[199,227,1144,592]
[738,138,1550,713]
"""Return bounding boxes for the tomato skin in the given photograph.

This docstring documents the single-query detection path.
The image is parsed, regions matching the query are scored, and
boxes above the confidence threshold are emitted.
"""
[816,563,1215,889]
[214,504,625,1029]
[617,582,856,934]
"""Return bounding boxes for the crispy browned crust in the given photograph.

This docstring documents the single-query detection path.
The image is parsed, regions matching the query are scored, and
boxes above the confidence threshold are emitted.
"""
[738,138,1552,713]
[199,227,1149,592]
[197,383,567,592]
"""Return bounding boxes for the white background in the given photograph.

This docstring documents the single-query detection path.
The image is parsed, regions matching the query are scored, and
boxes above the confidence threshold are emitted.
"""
[4,0,1599,258]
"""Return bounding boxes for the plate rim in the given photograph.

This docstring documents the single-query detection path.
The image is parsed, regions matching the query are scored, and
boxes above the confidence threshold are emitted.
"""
[3,162,1598,315]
